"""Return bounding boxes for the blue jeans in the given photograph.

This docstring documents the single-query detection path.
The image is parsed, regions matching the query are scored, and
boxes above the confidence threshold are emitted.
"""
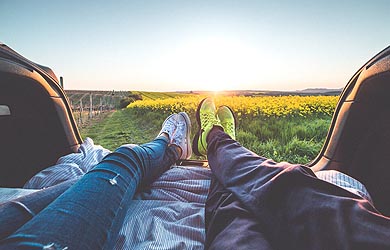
[0,136,179,250]
[0,179,79,240]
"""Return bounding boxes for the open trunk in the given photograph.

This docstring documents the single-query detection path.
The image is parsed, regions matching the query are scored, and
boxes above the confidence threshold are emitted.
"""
[0,43,82,187]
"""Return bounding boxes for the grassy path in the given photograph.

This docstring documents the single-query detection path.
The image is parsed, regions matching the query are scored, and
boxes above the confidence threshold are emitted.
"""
[80,109,161,151]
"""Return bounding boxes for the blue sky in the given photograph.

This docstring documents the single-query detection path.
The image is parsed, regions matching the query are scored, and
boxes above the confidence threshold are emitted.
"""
[1,0,389,91]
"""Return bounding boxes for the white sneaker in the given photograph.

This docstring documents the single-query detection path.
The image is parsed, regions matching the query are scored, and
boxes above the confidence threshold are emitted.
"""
[172,112,192,159]
[158,113,177,140]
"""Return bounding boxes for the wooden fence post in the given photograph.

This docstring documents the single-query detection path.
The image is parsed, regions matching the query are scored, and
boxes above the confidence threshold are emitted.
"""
[89,93,93,119]
[100,97,103,114]
[79,99,83,125]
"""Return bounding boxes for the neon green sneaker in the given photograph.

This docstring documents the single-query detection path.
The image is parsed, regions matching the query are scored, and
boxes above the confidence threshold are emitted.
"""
[192,98,222,156]
[217,106,237,140]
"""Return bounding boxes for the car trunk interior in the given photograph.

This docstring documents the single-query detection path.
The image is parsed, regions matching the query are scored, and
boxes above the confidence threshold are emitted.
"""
[0,53,81,187]
[310,47,390,215]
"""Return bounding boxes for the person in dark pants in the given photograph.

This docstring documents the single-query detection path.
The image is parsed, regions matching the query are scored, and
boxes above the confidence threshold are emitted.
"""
[192,98,390,250]
[0,112,192,250]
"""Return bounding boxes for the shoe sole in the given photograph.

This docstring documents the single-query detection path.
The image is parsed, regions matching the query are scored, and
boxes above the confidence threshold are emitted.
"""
[192,98,208,156]
[178,112,192,159]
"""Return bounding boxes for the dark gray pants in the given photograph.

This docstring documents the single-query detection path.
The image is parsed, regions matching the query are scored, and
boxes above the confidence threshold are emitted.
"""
[205,128,390,250]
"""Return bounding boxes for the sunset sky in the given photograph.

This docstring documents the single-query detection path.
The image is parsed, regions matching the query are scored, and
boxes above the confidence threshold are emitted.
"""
[1,0,389,91]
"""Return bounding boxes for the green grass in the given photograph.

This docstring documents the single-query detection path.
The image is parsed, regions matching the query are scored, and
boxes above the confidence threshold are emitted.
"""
[80,109,160,149]
[81,109,331,164]
[236,116,330,163]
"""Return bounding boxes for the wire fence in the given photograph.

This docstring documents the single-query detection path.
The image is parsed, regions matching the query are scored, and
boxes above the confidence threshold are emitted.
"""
[65,90,129,127]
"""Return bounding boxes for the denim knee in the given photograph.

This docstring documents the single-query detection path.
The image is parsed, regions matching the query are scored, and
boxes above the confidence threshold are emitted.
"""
[119,144,140,150]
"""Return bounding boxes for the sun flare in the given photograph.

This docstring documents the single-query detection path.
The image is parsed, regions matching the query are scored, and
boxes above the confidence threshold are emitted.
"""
[154,36,264,91]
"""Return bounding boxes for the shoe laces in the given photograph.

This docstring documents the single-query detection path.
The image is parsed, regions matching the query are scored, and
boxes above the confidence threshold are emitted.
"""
[201,112,219,127]
[166,121,176,133]
[161,118,176,139]
[223,122,234,132]
[223,121,235,134]
[173,121,185,142]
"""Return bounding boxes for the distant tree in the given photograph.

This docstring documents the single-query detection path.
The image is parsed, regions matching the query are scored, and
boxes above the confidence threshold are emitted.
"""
[118,93,143,109]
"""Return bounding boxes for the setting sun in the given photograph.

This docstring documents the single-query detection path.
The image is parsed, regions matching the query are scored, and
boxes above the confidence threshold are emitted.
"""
[153,35,264,91]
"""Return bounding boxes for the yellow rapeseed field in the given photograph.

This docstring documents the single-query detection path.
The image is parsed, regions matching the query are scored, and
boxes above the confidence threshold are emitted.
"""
[127,95,338,119]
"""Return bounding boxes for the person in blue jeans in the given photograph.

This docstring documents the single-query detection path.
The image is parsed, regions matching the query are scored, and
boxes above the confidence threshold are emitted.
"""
[0,112,192,250]
[192,98,390,250]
